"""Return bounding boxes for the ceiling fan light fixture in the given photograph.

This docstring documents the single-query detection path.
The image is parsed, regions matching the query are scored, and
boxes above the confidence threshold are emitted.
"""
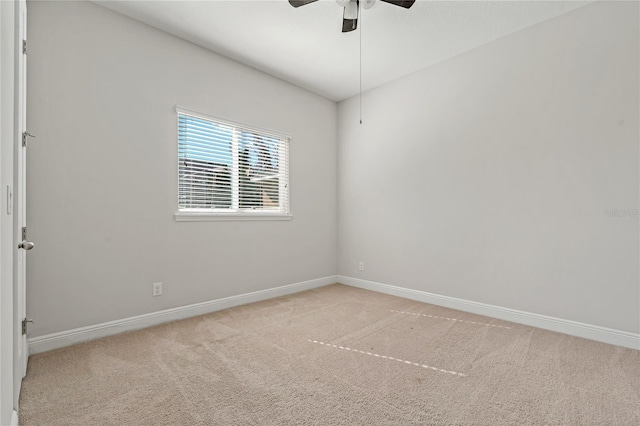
[335,0,351,8]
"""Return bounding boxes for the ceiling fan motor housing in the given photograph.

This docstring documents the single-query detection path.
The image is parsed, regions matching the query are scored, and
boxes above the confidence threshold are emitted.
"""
[336,0,376,9]
[362,0,376,9]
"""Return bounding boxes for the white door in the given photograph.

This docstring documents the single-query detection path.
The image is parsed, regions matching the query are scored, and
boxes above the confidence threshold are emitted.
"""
[15,0,30,389]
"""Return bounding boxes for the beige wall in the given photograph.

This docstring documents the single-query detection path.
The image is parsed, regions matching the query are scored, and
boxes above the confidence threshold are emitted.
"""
[27,0,639,340]
[338,1,639,333]
[26,0,337,336]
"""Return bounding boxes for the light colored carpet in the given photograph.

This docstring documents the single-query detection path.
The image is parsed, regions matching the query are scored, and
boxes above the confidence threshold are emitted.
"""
[19,284,640,425]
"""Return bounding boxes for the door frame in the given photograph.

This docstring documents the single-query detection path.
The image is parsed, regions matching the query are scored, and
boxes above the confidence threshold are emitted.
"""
[0,0,20,423]
[14,0,28,406]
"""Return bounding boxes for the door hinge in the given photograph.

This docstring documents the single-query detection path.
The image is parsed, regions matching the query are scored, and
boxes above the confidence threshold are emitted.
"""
[22,226,27,241]
[22,318,34,335]
[22,131,35,147]
[23,40,27,55]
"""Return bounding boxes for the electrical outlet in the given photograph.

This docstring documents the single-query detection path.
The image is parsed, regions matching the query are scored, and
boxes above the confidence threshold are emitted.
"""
[152,282,163,297]
[358,261,365,271]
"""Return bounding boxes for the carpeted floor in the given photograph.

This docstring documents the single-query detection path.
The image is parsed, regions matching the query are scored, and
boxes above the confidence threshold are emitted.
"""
[19,284,640,425]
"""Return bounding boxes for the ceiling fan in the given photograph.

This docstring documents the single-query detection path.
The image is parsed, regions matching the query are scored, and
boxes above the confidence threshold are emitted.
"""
[289,0,415,33]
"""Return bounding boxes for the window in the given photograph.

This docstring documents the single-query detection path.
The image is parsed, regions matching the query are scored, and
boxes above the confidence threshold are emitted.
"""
[176,108,291,221]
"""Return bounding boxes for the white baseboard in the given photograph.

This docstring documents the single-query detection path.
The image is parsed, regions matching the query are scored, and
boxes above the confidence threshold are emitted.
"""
[338,275,640,350]
[28,276,337,354]
[11,410,18,426]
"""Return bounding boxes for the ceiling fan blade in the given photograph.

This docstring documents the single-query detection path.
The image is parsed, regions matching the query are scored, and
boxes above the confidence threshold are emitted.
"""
[288,0,319,8]
[379,0,415,8]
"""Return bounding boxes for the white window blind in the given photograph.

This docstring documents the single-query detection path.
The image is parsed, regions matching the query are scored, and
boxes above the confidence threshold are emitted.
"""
[177,109,290,217]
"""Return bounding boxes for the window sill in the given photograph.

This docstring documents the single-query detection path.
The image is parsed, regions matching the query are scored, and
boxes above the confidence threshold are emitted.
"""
[174,211,293,222]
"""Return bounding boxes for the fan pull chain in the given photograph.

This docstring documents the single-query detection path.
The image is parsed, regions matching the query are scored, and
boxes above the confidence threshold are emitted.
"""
[359,2,362,124]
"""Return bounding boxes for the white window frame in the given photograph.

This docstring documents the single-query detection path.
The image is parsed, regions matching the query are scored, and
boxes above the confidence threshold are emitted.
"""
[174,106,292,222]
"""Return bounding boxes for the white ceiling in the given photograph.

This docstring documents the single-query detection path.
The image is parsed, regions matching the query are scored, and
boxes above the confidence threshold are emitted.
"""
[94,0,591,101]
